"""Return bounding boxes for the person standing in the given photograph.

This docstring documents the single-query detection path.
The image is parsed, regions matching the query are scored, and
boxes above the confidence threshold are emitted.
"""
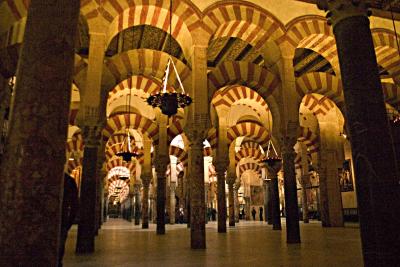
[251,207,256,221]
[59,173,79,267]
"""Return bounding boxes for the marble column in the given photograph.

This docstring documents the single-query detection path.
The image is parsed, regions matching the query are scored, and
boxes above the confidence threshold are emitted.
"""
[234,185,240,223]
[215,161,228,233]
[134,183,141,225]
[227,181,235,227]
[282,137,300,243]
[187,128,207,249]
[266,161,282,230]
[95,156,105,235]
[0,1,80,265]
[317,1,400,264]
[204,183,209,223]
[76,125,102,253]
[141,174,151,229]
[170,182,176,224]
[263,180,271,223]
[127,194,133,222]
[155,154,168,235]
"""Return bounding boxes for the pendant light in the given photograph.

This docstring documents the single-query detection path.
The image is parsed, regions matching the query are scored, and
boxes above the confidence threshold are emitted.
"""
[262,111,282,167]
[146,0,192,116]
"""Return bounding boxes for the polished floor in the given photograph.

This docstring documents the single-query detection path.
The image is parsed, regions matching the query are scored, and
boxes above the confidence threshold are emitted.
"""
[64,219,363,267]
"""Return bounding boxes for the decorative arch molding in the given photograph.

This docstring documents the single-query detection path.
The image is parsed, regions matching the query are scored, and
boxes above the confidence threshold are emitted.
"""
[298,126,319,154]
[106,157,136,173]
[103,49,191,92]
[238,162,261,178]
[235,147,264,164]
[382,82,400,108]
[103,113,159,144]
[285,15,331,47]
[203,1,285,49]
[296,72,344,111]
[227,122,270,150]
[169,145,188,167]
[208,61,280,101]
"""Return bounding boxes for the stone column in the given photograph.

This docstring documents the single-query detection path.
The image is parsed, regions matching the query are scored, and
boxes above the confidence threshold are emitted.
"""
[317,1,400,264]
[186,127,207,249]
[282,135,301,243]
[170,182,176,224]
[155,154,168,235]
[134,183,141,225]
[215,161,228,232]
[300,143,309,223]
[234,184,240,223]
[141,173,152,229]
[0,1,80,265]
[76,125,102,253]
[263,180,272,224]
[227,180,235,227]
[96,168,106,232]
[266,161,283,230]
[204,182,209,223]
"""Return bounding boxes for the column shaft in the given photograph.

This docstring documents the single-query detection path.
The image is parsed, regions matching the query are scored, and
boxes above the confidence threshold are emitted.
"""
[333,11,400,265]
[216,170,227,232]
[134,184,141,225]
[0,1,79,265]
[270,178,282,230]
[228,183,235,227]
[189,141,206,249]
[156,174,166,234]
[170,182,176,224]
[282,150,300,243]
[76,144,99,253]
[141,182,150,228]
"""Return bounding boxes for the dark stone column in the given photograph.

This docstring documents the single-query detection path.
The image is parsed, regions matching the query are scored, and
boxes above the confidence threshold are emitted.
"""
[134,183,141,225]
[187,129,206,249]
[215,161,227,233]
[317,1,400,265]
[234,184,240,223]
[0,1,79,265]
[155,155,168,235]
[227,181,235,227]
[141,174,151,229]
[76,125,102,253]
[263,180,272,223]
[266,161,283,230]
[282,138,301,243]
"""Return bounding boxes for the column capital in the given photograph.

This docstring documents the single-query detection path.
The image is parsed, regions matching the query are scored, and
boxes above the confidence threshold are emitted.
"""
[154,154,169,174]
[266,161,283,178]
[81,124,103,147]
[317,0,371,27]
[185,124,209,147]
[141,173,152,185]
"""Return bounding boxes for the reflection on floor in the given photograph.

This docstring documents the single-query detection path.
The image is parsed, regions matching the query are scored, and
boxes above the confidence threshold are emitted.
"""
[64,219,363,267]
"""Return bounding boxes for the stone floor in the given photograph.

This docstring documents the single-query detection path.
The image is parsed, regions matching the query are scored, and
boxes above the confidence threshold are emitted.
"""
[64,219,363,267]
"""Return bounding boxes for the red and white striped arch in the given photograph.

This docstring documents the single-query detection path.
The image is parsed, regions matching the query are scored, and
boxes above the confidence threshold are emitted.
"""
[167,118,185,143]
[104,1,202,59]
[106,157,136,173]
[372,29,400,83]
[203,1,285,49]
[301,94,336,117]
[382,82,400,108]
[103,113,159,143]
[235,147,264,164]
[108,75,162,106]
[169,145,188,167]
[108,174,131,186]
[298,126,319,154]
[208,61,280,100]
[103,49,191,92]
[105,144,144,165]
[212,85,269,117]
[239,162,261,178]
[295,72,344,110]
[206,128,218,150]
[227,122,270,150]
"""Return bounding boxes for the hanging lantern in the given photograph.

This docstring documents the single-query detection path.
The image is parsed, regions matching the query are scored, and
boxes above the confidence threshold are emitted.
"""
[262,139,282,168]
[146,0,192,116]
[116,130,141,162]
[146,58,192,116]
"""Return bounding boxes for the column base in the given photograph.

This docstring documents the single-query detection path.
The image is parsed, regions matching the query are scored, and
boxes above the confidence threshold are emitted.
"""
[287,237,301,244]
[142,223,149,229]
[273,225,282,230]
[229,222,235,227]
